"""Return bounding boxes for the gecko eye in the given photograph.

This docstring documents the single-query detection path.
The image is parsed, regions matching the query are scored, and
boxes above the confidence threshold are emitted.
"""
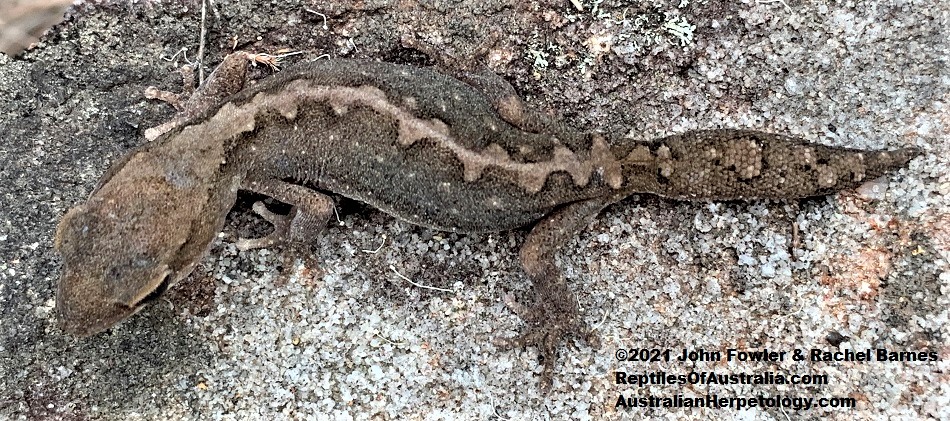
[133,273,172,307]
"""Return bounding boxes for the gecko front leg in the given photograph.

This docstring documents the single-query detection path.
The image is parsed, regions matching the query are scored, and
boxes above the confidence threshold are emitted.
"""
[496,196,619,390]
[237,179,335,250]
[144,51,252,140]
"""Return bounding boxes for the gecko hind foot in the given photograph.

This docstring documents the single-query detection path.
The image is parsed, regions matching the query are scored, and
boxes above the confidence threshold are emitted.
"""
[493,292,599,391]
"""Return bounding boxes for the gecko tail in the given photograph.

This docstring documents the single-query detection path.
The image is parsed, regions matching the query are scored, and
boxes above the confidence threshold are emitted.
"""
[636,129,921,201]
[860,146,921,180]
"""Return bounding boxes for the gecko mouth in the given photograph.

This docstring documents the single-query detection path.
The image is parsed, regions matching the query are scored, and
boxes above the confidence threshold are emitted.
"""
[133,273,173,308]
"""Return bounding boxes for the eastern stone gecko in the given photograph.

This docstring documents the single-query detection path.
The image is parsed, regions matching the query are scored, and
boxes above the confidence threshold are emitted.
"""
[54,52,919,388]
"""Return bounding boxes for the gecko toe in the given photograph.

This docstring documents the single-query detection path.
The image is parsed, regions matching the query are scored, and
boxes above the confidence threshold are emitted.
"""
[235,201,292,250]
[235,234,280,251]
[251,201,282,225]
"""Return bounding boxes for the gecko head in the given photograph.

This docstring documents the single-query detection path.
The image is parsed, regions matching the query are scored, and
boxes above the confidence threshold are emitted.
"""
[53,177,216,336]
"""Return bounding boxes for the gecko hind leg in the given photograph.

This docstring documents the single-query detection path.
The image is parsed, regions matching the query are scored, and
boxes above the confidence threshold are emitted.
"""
[457,69,569,136]
[400,35,573,137]
[495,196,617,390]
[236,179,334,250]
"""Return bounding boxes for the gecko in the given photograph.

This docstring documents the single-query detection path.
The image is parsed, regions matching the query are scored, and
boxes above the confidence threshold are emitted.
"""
[54,52,919,388]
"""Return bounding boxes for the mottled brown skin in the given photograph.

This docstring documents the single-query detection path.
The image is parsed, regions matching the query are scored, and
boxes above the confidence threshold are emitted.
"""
[55,53,919,389]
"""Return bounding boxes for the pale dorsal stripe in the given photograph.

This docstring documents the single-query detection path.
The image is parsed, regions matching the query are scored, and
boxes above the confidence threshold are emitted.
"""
[201,80,627,193]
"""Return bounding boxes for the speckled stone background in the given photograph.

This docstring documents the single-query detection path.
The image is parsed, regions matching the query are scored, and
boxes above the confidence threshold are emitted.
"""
[0,0,946,419]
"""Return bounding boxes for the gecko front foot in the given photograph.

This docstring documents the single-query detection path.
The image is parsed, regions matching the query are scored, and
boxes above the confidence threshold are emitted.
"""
[236,179,336,250]
[494,285,599,391]
[144,52,252,140]
[235,201,293,250]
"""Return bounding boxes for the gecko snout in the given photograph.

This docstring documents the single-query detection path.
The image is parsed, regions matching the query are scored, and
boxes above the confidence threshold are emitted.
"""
[56,270,139,337]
